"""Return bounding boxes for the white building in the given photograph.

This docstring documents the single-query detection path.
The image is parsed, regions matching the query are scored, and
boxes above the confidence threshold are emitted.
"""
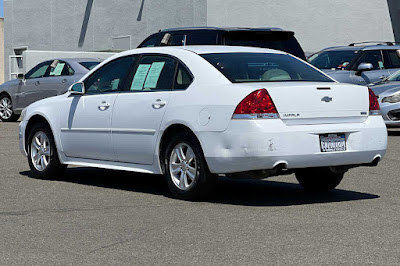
[3,0,399,80]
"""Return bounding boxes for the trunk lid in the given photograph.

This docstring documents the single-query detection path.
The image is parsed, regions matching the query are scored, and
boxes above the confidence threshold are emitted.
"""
[233,82,369,125]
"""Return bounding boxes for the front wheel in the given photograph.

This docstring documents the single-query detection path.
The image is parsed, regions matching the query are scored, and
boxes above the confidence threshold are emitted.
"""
[0,94,19,122]
[295,167,344,192]
[27,122,66,179]
[164,132,216,200]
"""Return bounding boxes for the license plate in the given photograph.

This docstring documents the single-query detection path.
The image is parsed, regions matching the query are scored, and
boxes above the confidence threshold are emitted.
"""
[319,133,346,152]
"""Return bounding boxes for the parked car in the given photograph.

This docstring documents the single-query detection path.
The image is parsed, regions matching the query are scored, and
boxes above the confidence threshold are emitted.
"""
[370,69,400,95]
[138,27,307,60]
[308,42,400,85]
[0,58,101,122]
[19,46,387,200]
[369,70,400,126]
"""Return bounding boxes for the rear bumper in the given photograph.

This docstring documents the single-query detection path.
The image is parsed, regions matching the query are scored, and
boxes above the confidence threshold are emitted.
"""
[198,116,387,174]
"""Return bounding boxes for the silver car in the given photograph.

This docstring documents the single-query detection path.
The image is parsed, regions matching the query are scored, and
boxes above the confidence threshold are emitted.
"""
[371,70,400,126]
[308,42,400,85]
[0,58,100,122]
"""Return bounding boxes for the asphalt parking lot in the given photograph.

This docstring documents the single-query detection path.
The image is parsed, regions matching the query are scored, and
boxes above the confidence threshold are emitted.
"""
[1,122,400,265]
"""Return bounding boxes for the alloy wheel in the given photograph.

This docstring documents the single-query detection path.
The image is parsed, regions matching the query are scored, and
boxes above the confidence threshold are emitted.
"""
[169,143,198,190]
[0,97,13,120]
[30,131,51,172]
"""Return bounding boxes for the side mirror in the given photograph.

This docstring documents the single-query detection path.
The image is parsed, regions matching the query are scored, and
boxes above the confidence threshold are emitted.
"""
[17,73,24,80]
[68,82,85,95]
[355,63,373,76]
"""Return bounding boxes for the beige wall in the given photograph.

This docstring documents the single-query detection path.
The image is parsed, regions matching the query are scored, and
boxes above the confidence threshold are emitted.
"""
[0,18,4,84]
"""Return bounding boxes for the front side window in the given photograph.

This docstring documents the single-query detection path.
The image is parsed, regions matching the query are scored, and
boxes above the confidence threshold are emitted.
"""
[25,61,51,79]
[167,34,184,46]
[201,53,333,83]
[352,50,384,70]
[84,56,135,94]
[308,50,359,69]
[127,55,176,91]
[139,35,161,48]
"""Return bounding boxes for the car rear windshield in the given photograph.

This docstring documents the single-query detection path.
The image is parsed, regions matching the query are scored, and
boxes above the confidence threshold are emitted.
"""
[200,53,333,83]
[79,62,100,70]
[223,32,306,60]
[308,50,359,69]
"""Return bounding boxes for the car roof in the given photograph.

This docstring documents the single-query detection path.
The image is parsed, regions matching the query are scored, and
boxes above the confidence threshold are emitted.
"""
[44,58,102,63]
[320,44,400,52]
[130,45,287,55]
[159,26,293,34]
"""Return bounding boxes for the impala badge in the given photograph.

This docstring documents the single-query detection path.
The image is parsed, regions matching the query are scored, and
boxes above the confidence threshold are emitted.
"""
[321,96,333,103]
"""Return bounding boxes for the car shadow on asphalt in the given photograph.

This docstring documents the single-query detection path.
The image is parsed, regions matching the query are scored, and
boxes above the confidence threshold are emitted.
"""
[20,167,379,207]
[387,129,400,136]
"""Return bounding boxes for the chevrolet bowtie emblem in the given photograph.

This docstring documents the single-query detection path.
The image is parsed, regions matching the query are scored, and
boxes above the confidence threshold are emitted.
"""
[321,96,333,102]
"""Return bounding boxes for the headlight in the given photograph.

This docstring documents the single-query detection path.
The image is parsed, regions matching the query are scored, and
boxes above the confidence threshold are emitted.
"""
[382,93,400,103]
[20,108,27,121]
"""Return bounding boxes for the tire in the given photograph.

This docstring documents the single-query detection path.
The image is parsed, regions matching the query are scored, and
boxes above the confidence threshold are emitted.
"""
[164,132,216,200]
[27,122,66,179]
[0,94,19,122]
[295,167,344,192]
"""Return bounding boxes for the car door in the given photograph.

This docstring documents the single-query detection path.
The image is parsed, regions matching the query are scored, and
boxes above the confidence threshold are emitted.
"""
[44,60,76,95]
[111,55,179,165]
[59,56,135,161]
[350,50,390,84]
[14,61,52,108]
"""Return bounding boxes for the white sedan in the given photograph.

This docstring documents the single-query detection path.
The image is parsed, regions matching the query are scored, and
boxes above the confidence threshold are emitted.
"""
[19,46,387,200]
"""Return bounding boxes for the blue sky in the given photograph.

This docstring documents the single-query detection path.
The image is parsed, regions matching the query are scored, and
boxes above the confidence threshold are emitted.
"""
[0,0,3,18]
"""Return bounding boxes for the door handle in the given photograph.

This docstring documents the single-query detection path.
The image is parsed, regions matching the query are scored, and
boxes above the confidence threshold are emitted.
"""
[98,101,111,111]
[35,81,40,86]
[61,79,67,83]
[152,99,166,109]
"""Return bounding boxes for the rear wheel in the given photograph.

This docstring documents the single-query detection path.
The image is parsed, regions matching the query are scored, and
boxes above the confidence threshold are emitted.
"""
[164,132,216,200]
[295,167,344,192]
[0,94,19,122]
[27,122,66,179]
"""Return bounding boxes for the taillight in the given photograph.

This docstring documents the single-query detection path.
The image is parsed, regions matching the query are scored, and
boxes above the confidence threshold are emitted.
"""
[233,89,279,119]
[368,88,380,115]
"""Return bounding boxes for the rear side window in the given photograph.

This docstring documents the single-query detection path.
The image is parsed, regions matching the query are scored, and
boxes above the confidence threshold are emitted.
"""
[200,53,332,83]
[174,63,193,90]
[223,32,306,60]
[47,60,74,77]
[128,55,176,91]
[383,50,400,69]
